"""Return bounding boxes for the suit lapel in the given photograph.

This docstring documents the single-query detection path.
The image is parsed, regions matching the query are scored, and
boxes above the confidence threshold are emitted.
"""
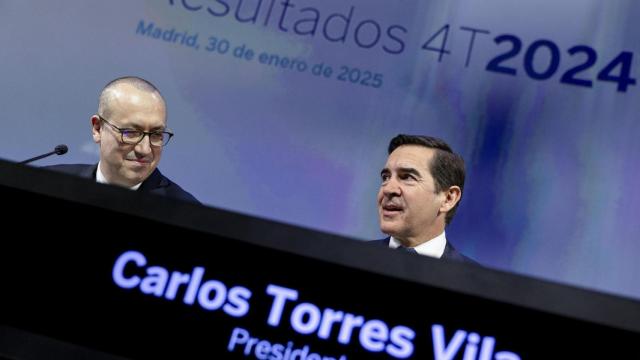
[82,164,99,180]
[138,168,167,193]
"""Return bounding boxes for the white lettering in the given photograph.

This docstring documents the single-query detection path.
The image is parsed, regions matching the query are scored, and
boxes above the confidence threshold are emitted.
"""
[266,284,298,326]
[360,319,388,352]
[112,250,146,288]
[140,266,168,297]
[291,303,322,334]
[433,324,466,360]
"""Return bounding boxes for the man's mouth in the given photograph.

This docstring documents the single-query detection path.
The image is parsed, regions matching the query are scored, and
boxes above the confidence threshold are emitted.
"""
[381,203,403,213]
[127,159,150,164]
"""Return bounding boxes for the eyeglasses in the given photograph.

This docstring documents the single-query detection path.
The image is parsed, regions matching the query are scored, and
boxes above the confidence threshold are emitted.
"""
[98,115,173,147]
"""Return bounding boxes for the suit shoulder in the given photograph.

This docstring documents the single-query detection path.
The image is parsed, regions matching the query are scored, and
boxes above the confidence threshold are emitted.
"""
[444,242,481,265]
[167,182,200,204]
[156,172,200,204]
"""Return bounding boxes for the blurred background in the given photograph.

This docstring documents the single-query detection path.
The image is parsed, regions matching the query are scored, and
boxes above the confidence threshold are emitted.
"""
[1,0,638,299]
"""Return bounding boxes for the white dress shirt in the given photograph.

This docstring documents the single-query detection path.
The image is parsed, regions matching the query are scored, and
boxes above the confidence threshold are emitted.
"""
[96,161,142,190]
[389,231,447,258]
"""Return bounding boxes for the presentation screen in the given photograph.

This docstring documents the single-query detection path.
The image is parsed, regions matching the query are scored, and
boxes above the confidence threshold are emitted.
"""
[1,1,639,299]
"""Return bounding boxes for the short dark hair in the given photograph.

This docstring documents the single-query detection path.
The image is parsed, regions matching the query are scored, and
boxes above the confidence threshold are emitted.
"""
[388,134,466,225]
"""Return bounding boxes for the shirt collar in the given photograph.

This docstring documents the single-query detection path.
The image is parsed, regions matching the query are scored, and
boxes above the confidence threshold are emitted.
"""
[96,161,142,191]
[389,231,447,258]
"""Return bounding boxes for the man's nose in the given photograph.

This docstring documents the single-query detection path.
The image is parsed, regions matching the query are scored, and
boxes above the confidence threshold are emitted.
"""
[135,134,152,155]
[382,177,401,196]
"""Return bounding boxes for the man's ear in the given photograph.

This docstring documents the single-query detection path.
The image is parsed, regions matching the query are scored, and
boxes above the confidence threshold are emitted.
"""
[91,115,101,143]
[440,186,462,214]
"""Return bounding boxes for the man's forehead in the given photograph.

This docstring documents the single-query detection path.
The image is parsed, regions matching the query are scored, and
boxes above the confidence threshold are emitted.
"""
[106,112,167,132]
[107,92,166,127]
[110,87,165,109]
[385,145,434,170]
[116,117,166,129]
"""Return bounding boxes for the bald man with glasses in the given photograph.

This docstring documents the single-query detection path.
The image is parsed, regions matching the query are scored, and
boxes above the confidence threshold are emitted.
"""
[47,76,199,203]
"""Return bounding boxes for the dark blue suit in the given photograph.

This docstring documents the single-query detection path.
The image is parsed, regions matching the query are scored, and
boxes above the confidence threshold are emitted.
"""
[370,237,478,264]
[45,164,199,204]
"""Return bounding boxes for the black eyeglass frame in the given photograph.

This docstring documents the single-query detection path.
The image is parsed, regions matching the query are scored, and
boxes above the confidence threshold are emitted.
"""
[98,115,174,147]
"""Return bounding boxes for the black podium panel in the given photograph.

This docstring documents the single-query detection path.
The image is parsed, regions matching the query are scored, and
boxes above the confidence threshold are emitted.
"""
[0,160,639,359]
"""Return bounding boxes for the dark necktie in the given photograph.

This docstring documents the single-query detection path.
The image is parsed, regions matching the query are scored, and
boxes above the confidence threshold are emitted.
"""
[396,246,417,254]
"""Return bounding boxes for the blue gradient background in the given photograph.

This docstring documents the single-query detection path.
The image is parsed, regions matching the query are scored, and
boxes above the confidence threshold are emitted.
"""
[1,1,638,299]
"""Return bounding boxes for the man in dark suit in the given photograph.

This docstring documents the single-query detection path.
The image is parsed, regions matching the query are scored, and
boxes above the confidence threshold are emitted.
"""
[46,163,198,203]
[373,134,475,264]
[47,76,198,203]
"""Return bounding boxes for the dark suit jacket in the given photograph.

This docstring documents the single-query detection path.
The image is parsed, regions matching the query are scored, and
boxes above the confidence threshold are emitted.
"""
[45,164,200,204]
[370,237,478,264]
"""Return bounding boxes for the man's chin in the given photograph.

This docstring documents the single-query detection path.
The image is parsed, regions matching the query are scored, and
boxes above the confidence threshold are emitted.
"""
[379,222,403,237]
[120,170,150,186]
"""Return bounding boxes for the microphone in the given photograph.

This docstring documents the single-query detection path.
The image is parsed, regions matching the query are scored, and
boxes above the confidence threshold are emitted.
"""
[20,144,69,164]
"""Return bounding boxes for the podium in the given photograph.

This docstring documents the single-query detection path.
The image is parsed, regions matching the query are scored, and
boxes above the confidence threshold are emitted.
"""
[0,159,638,359]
